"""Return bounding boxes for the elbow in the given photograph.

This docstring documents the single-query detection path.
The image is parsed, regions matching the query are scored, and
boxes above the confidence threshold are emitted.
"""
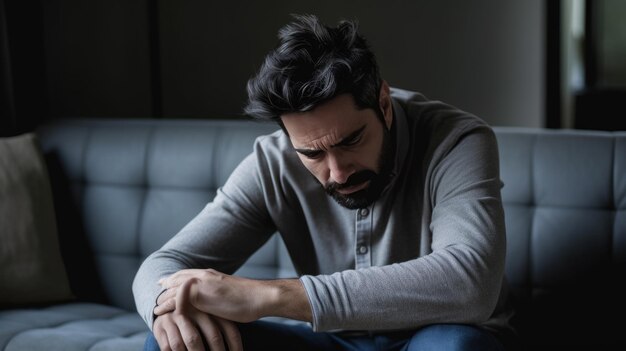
[464,242,506,323]
[467,292,499,323]
[461,271,503,324]
[451,250,504,323]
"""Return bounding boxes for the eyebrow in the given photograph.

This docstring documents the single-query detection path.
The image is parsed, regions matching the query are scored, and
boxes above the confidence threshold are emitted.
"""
[294,124,366,156]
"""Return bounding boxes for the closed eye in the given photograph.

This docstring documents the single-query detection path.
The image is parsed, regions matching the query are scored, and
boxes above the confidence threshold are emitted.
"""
[293,124,366,160]
[296,149,324,160]
[337,125,366,148]
[340,135,362,147]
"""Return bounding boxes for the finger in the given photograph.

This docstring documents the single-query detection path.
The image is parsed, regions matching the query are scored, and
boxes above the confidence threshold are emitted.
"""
[195,313,226,351]
[156,286,178,309]
[176,315,206,351]
[159,269,202,287]
[154,297,176,316]
[157,286,177,305]
[216,317,243,351]
[176,277,199,312]
[159,275,184,289]
[153,320,172,351]
[162,317,186,351]
[155,288,177,315]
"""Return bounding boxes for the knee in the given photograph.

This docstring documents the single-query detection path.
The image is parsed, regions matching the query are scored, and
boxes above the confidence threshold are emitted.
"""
[143,332,161,351]
[406,324,503,351]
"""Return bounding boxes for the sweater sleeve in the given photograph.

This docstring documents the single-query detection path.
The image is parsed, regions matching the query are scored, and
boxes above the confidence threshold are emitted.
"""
[300,127,506,332]
[132,150,276,330]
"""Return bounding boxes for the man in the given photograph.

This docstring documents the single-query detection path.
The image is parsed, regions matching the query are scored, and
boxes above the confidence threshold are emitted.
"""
[134,14,516,351]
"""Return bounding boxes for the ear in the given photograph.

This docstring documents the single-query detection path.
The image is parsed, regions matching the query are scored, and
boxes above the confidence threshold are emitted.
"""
[378,80,393,130]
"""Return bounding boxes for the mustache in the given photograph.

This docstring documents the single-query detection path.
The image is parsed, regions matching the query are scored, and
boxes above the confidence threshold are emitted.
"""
[325,169,377,192]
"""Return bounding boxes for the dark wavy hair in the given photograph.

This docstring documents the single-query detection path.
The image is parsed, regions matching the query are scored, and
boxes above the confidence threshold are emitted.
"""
[244,14,382,125]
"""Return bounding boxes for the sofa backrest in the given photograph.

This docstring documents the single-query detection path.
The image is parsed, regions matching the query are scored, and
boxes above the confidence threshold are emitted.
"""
[38,119,626,344]
[37,118,296,311]
[494,127,626,343]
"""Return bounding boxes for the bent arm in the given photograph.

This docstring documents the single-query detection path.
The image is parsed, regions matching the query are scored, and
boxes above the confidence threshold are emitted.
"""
[154,268,313,324]
[300,128,506,331]
[132,153,276,329]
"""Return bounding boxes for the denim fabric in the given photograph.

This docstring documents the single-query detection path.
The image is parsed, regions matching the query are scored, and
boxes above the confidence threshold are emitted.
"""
[143,321,504,351]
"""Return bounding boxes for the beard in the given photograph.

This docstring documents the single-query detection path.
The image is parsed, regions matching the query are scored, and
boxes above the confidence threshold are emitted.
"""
[324,124,395,209]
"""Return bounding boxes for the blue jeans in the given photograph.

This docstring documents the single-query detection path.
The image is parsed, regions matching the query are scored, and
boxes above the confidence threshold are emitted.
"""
[143,320,505,351]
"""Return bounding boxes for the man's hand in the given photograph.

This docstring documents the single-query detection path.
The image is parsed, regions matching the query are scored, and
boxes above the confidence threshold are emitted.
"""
[152,299,242,351]
[155,269,265,323]
[154,268,312,323]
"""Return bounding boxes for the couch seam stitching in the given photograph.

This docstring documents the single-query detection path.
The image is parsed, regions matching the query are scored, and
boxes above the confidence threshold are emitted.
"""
[134,125,156,261]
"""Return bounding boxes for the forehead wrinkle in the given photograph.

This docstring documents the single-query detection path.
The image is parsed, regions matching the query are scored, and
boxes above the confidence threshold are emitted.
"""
[299,129,340,151]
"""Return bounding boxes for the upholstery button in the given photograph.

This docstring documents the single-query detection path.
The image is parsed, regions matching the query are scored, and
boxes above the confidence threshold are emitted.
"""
[359,208,369,217]
[358,245,368,254]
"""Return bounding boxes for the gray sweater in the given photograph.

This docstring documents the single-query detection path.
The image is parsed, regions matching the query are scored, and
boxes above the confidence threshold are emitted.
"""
[133,87,514,336]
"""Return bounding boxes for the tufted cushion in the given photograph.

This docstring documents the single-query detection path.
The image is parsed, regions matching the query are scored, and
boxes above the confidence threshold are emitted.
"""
[494,127,626,346]
[495,129,626,291]
[8,119,621,350]
[0,118,299,351]
[614,136,626,268]
[0,303,147,351]
[37,118,294,311]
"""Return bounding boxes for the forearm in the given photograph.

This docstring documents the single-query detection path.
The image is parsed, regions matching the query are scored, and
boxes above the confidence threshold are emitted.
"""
[301,234,505,332]
[154,269,312,324]
[257,278,312,322]
[133,196,275,329]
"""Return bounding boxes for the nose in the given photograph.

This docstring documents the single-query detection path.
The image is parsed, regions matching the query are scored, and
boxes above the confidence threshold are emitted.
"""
[327,152,354,185]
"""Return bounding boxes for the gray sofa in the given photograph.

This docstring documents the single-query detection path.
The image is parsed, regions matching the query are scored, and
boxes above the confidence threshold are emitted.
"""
[0,118,624,350]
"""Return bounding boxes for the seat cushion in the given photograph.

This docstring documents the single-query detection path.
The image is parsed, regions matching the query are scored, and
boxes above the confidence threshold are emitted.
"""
[0,303,148,351]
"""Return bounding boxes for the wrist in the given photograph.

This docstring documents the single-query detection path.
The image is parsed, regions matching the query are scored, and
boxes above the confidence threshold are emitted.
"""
[257,279,312,322]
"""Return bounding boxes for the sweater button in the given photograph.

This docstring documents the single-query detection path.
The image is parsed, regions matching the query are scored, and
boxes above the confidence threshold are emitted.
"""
[359,208,369,217]
[358,245,368,254]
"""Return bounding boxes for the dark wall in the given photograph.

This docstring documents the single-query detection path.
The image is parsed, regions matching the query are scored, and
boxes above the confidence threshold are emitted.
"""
[3,0,545,133]
[1,0,48,135]
[43,0,153,118]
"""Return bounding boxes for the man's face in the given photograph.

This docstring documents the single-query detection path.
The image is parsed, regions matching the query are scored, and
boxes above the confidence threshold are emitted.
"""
[281,92,394,209]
